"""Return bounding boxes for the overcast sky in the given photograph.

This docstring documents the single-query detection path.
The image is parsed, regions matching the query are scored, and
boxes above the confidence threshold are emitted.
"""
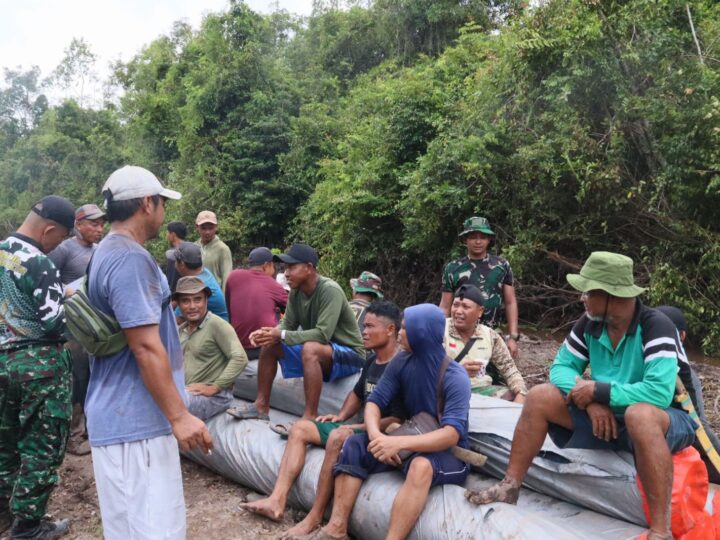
[0,0,313,80]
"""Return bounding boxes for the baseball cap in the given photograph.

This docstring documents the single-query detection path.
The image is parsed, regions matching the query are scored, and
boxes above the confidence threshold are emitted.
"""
[196,211,218,225]
[273,244,319,266]
[75,204,106,221]
[454,284,488,307]
[656,306,688,333]
[173,276,211,300]
[248,247,273,266]
[350,271,384,299]
[174,241,203,266]
[31,195,76,230]
[102,166,181,203]
[459,216,495,237]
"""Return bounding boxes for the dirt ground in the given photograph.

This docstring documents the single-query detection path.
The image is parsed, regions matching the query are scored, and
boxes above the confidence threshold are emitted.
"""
[15,335,720,540]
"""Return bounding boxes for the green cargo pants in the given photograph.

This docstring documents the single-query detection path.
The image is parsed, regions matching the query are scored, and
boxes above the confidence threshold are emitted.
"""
[0,344,71,520]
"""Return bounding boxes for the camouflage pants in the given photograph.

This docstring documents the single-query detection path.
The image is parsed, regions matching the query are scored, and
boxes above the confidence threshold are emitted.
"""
[0,344,71,520]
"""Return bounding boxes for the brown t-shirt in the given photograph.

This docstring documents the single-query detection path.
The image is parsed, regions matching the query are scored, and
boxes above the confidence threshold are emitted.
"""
[225,269,288,349]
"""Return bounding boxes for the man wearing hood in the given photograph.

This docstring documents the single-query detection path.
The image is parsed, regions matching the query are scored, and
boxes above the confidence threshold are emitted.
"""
[315,304,471,540]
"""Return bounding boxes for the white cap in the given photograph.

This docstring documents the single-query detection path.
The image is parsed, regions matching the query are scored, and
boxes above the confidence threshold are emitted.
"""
[102,166,181,204]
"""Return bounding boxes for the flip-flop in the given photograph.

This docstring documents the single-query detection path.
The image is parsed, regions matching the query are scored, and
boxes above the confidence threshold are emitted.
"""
[226,404,270,421]
[270,422,294,439]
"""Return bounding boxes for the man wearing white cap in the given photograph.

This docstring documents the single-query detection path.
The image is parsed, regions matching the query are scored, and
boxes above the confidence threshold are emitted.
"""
[195,210,232,292]
[85,166,213,540]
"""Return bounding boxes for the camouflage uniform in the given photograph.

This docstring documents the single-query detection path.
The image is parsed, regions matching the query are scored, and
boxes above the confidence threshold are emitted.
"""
[441,255,514,328]
[0,234,70,521]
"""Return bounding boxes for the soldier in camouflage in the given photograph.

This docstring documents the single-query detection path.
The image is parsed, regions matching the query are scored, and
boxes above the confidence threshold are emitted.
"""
[0,195,75,539]
[348,271,384,333]
[439,216,520,359]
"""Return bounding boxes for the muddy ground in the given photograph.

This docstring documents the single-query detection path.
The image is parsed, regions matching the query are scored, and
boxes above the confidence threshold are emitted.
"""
[11,335,720,539]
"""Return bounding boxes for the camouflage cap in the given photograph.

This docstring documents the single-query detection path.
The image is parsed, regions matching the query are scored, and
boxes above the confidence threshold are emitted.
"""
[459,216,494,237]
[350,271,384,299]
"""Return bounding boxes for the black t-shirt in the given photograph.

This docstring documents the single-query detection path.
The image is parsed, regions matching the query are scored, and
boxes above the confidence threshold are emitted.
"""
[353,353,405,419]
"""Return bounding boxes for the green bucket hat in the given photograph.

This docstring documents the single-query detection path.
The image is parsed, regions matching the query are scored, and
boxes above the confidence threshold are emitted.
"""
[459,216,495,237]
[566,251,646,298]
[350,271,384,299]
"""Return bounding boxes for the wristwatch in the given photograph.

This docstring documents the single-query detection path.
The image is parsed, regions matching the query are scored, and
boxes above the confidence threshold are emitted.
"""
[505,333,520,342]
[281,330,286,341]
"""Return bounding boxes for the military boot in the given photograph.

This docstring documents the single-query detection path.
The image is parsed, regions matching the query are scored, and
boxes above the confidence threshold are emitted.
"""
[9,518,70,539]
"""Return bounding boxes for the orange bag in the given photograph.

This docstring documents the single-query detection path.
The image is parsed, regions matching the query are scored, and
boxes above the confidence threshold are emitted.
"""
[637,446,714,539]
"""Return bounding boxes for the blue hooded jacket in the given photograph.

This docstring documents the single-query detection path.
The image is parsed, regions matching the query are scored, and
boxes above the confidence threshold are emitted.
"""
[367,303,471,448]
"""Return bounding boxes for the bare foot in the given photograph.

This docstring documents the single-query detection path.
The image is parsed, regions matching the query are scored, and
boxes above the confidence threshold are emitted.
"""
[465,478,521,505]
[281,514,321,538]
[312,527,349,540]
[239,497,285,522]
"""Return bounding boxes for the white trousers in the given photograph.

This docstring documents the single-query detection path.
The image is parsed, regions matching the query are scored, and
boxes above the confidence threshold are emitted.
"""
[91,434,186,540]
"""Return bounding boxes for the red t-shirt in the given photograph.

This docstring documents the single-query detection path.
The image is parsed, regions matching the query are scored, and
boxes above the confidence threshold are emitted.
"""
[225,269,289,349]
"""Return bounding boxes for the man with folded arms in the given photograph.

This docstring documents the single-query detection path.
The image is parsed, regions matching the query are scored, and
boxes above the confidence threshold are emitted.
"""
[175,276,247,420]
[240,301,404,538]
[465,252,696,540]
[228,243,364,421]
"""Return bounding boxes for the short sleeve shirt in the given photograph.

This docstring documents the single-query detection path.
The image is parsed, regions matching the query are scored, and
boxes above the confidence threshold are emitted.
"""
[48,237,95,285]
[441,254,513,328]
[352,353,405,418]
[85,233,186,446]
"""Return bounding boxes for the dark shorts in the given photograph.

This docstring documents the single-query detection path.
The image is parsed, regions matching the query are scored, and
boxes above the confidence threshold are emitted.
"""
[279,342,363,382]
[312,420,364,447]
[245,347,261,361]
[333,432,469,488]
[548,404,696,454]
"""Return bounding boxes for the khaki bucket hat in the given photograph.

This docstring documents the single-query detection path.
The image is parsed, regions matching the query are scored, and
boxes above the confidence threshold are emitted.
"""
[566,251,646,298]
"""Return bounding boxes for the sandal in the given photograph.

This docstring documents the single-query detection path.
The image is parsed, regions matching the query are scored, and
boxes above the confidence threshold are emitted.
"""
[270,422,294,439]
[226,404,270,421]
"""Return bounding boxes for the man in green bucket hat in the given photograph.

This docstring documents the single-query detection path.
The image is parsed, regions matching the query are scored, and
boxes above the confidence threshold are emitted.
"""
[439,216,520,359]
[465,251,696,540]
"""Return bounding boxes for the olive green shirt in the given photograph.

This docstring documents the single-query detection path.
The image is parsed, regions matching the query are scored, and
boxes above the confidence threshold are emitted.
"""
[179,311,248,389]
[197,236,232,292]
[280,276,365,358]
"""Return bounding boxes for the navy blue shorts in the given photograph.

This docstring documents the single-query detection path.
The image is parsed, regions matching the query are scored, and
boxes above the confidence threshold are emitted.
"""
[548,404,696,454]
[333,432,469,487]
[279,342,363,382]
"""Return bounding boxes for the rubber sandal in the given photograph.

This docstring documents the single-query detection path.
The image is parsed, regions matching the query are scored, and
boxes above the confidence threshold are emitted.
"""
[226,404,270,421]
[270,422,294,439]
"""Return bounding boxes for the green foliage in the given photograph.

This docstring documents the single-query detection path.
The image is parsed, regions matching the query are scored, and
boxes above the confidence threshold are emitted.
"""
[3,0,720,351]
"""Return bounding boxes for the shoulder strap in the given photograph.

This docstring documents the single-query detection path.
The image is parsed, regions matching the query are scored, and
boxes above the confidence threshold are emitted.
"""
[436,354,452,421]
[453,337,477,365]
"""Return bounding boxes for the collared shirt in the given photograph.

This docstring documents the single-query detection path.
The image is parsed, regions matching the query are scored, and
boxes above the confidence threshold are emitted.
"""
[550,300,684,414]
[441,254,513,328]
[0,233,66,349]
[179,311,248,389]
[444,319,527,395]
[197,236,232,292]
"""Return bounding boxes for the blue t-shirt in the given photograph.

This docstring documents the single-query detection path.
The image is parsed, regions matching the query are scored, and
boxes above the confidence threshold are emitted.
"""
[85,233,186,446]
[174,267,229,321]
